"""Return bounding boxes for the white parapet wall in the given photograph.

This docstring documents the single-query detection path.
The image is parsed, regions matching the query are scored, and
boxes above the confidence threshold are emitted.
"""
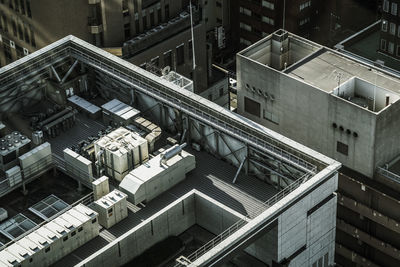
[64,148,93,182]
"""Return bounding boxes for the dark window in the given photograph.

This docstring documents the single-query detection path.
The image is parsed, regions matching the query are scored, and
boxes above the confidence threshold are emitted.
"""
[135,19,139,34]
[163,50,172,67]
[63,236,68,242]
[157,8,161,23]
[9,0,13,9]
[20,0,25,15]
[217,18,222,24]
[29,258,32,263]
[23,24,29,42]
[176,44,184,65]
[11,19,17,37]
[78,226,83,232]
[216,1,222,7]
[29,25,35,47]
[244,97,261,117]
[17,23,23,40]
[142,15,147,30]
[124,23,130,41]
[165,4,169,20]
[26,0,31,17]
[45,247,50,253]
[92,218,97,224]
[336,141,348,156]
[150,11,155,27]
[208,94,212,100]
[71,231,76,237]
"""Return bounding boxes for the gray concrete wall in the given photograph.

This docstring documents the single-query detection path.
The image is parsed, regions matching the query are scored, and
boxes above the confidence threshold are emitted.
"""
[237,54,377,177]
[277,174,338,267]
[374,100,400,172]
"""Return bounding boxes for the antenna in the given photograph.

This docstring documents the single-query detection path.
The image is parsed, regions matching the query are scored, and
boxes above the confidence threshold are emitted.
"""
[189,1,196,71]
[283,0,286,31]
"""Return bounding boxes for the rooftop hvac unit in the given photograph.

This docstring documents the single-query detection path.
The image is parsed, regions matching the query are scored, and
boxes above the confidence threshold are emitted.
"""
[10,40,15,48]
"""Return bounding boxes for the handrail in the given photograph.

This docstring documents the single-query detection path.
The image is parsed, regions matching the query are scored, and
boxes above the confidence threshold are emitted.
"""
[67,44,318,174]
[377,167,400,184]
[174,170,314,266]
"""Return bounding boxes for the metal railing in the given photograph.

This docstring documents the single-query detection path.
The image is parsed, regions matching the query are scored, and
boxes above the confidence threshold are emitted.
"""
[0,154,53,198]
[68,43,319,174]
[174,171,313,266]
[377,167,400,184]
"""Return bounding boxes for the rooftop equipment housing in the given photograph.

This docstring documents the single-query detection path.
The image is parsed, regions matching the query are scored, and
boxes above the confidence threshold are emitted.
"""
[119,144,195,205]
[94,127,149,181]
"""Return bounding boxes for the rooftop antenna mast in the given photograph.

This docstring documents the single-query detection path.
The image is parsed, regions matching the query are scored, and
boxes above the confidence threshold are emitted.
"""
[283,0,286,31]
[189,1,196,71]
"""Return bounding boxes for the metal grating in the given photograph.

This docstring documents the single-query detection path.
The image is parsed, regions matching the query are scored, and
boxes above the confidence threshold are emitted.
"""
[0,214,37,240]
[29,195,70,221]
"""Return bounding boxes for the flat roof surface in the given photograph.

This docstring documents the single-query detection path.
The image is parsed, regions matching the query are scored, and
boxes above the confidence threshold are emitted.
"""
[286,49,400,95]
[53,147,278,266]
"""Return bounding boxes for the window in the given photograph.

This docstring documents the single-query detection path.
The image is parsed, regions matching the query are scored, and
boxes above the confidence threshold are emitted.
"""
[239,7,252,16]
[390,22,396,35]
[124,22,130,40]
[26,0,31,17]
[392,3,398,15]
[244,97,261,117]
[20,0,25,15]
[17,23,23,40]
[383,0,390,12]
[91,218,97,224]
[135,18,139,34]
[262,16,274,25]
[381,39,386,50]
[398,25,400,37]
[11,19,17,37]
[240,22,252,31]
[78,227,83,232]
[388,41,394,54]
[150,10,155,27]
[337,141,348,156]
[176,44,184,65]
[23,24,29,42]
[45,247,50,253]
[262,0,274,10]
[164,4,169,20]
[29,25,35,47]
[163,50,172,67]
[216,1,221,7]
[63,236,68,242]
[300,1,311,11]
[142,14,147,30]
[299,17,310,26]
[71,231,76,237]
[240,37,251,46]
[381,20,388,32]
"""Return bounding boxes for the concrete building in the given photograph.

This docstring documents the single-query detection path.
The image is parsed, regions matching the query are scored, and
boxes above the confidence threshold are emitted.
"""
[0,35,340,266]
[335,20,400,74]
[0,0,191,66]
[379,0,400,58]
[237,29,400,266]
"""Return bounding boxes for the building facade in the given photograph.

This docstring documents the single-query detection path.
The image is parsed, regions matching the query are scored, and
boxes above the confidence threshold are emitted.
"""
[380,0,400,58]
[237,30,400,266]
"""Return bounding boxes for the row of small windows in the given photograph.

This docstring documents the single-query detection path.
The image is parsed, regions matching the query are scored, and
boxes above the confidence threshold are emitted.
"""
[0,0,32,18]
[383,0,398,16]
[381,38,400,56]
[299,17,310,26]
[262,0,274,10]
[381,20,400,37]
[0,12,36,47]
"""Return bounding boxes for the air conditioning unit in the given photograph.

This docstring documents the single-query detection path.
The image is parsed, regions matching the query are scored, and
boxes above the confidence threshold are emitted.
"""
[23,48,29,55]
[10,40,15,48]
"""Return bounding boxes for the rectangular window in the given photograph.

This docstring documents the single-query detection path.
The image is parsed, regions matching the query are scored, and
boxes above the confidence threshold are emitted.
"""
[382,20,388,32]
[383,0,390,12]
[337,141,348,156]
[216,1,221,7]
[176,44,184,65]
[63,236,68,242]
[381,39,386,50]
[11,19,17,37]
[71,231,76,237]
[299,17,310,26]
[17,23,23,40]
[157,8,161,23]
[392,2,398,15]
[20,0,25,15]
[244,97,260,117]
[135,19,139,34]
[390,22,396,35]
[398,25,400,37]
[388,41,394,54]
[150,10,155,27]
[45,247,50,253]
[262,0,274,10]
[239,22,252,31]
[23,24,29,42]
[91,218,97,224]
[300,1,311,11]
[163,50,172,67]
[26,0,31,17]
[142,15,147,30]
[262,16,274,25]
[240,37,251,46]
[78,227,83,232]
[239,7,252,16]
